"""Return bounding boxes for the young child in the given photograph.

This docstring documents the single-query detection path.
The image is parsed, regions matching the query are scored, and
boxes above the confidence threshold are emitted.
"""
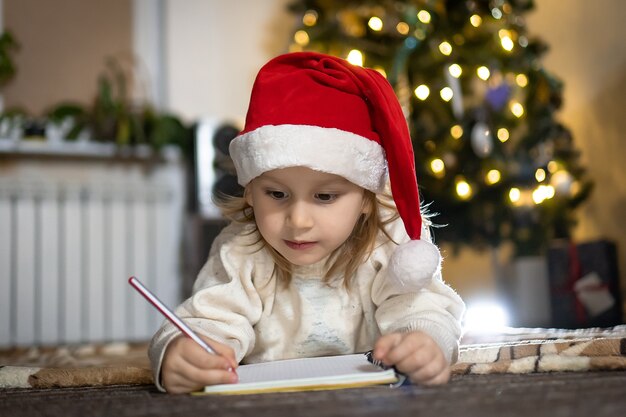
[149,52,465,394]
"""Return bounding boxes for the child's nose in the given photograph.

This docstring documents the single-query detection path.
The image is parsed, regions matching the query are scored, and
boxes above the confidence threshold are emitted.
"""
[287,201,314,229]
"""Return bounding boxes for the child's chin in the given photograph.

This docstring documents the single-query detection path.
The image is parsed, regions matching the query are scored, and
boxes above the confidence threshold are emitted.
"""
[280,250,328,267]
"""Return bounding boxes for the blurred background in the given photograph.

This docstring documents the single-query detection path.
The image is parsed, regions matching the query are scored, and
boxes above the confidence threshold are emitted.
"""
[0,0,624,348]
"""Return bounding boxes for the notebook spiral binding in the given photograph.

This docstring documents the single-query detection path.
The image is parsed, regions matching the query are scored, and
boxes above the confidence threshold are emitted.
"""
[364,350,407,387]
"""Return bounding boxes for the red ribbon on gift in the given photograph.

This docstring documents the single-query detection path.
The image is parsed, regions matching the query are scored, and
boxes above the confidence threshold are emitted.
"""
[551,242,587,323]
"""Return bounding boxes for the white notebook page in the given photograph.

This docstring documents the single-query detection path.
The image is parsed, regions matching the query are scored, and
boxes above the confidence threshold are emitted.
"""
[203,353,397,394]
[238,353,386,383]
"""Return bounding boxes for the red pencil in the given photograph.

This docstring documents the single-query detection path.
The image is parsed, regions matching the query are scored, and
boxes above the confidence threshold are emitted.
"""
[128,276,234,373]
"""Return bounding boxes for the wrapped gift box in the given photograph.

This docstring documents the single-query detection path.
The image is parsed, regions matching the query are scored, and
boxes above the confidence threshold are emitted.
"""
[547,240,622,329]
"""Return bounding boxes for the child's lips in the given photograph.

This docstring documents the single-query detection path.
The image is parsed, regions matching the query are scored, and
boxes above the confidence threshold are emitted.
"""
[284,240,317,250]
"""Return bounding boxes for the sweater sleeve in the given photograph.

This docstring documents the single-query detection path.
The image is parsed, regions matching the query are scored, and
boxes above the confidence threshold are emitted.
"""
[148,223,265,391]
[371,217,465,364]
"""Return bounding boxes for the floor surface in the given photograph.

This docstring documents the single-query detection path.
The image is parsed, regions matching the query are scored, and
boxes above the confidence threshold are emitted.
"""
[2,371,625,417]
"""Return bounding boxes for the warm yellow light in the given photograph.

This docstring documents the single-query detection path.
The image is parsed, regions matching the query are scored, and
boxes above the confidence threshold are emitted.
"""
[510,101,524,117]
[486,169,501,185]
[456,180,472,199]
[448,64,462,78]
[347,49,364,66]
[477,66,490,80]
[368,16,383,31]
[535,168,546,182]
[516,74,528,87]
[302,10,318,26]
[501,36,514,51]
[497,128,509,142]
[551,170,569,183]
[470,14,482,27]
[439,41,452,56]
[374,67,387,78]
[509,187,521,203]
[532,186,551,204]
[417,10,432,24]
[533,185,554,203]
[396,22,410,35]
[450,125,463,139]
[294,30,310,46]
[414,84,430,100]
[440,87,453,101]
[430,158,445,175]
[570,181,581,196]
[547,160,559,173]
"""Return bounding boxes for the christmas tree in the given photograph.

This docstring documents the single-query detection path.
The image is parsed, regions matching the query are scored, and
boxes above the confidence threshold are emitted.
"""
[287,0,592,256]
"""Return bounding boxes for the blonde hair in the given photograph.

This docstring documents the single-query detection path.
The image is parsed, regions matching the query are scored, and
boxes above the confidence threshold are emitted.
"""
[215,188,399,288]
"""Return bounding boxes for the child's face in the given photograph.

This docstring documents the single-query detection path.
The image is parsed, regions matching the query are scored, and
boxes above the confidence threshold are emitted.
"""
[246,166,369,266]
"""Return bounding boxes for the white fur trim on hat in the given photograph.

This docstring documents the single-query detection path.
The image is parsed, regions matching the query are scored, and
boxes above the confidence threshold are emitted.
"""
[229,124,387,192]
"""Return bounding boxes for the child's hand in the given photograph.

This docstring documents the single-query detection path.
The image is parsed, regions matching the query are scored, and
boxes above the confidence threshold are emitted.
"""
[161,334,239,394]
[373,331,450,386]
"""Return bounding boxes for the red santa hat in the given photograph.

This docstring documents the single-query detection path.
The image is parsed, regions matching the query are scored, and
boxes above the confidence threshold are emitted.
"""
[230,52,440,291]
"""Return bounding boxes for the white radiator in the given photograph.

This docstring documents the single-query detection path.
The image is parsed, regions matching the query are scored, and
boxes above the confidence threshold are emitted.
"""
[0,157,185,347]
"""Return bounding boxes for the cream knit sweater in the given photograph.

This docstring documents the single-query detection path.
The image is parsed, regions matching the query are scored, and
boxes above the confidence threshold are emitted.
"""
[149,216,465,391]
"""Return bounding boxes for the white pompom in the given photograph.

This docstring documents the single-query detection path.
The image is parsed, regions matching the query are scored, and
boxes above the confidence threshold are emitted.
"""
[388,239,441,293]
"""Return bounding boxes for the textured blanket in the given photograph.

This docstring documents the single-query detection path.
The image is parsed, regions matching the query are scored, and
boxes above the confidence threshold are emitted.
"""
[0,342,152,389]
[1,326,625,389]
[453,336,626,375]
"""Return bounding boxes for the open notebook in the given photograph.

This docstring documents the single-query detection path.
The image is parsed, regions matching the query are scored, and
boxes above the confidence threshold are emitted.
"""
[201,353,400,395]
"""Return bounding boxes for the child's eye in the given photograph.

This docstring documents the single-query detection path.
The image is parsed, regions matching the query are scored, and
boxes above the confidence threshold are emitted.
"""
[266,190,288,200]
[315,193,338,203]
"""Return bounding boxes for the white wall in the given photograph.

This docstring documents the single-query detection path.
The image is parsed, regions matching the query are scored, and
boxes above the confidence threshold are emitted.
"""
[132,0,167,110]
[164,0,295,123]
